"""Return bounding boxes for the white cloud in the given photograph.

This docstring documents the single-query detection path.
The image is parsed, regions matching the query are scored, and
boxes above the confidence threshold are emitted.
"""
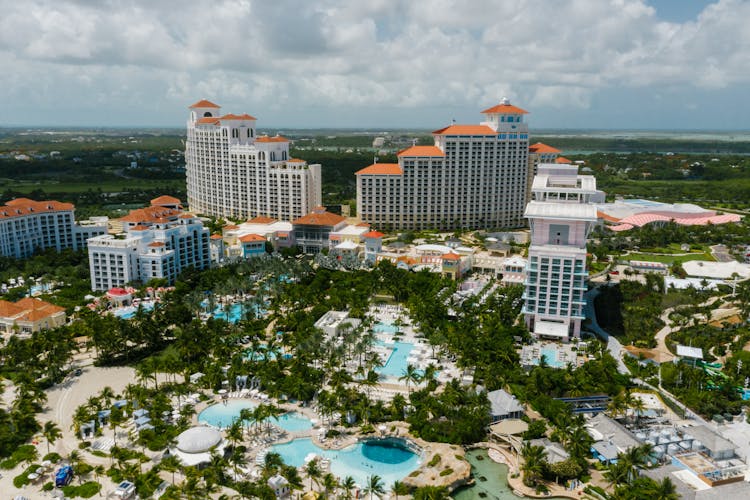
[0,0,747,127]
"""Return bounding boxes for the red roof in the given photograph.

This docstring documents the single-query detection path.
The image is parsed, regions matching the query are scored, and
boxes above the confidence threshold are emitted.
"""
[189,99,220,108]
[432,125,497,135]
[196,117,220,125]
[130,225,149,231]
[397,145,445,157]
[210,234,223,240]
[248,216,277,224]
[292,211,346,227]
[556,157,572,164]
[107,287,130,296]
[355,163,402,175]
[150,195,181,206]
[239,234,266,243]
[224,225,239,230]
[287,158,306,163]
[481,103,529,114]
[363,231,385,238]
[221,113,257,121]
[529,142,561,154]
[178,213,195,219]
[119,205,182,224]
[0,198,74,219]
[148,241,166,247]
[255,135,289,143]
[441,253,461,261]
[0,297,65,322]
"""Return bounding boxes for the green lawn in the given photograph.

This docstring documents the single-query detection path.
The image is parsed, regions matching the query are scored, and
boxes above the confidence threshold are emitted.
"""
[627,252,714,265]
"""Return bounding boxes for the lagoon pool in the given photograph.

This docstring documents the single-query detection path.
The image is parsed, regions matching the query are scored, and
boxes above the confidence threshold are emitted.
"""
[374,322,399,334]
[113,302,155,319]
[198,400,312,432]
[375,341,416,378]
[272,437,420,487]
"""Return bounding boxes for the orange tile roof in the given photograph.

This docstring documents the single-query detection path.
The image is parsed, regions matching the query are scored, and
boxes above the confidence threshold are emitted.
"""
[148,241,166,247]
[481,103,529,114]
[129,225,149,231]
[248,216,277,224]
[239,234,266,243]
[196,117,220,125]
[255,135,289,143]
[189,99,220,108]
[119,205,182,224]
[292,211,346,227]
[287,158,306,163]
[210,233,223,240]
[150,195,182,206]
[0,297,65,322]
[556,157,572,164]
[0,198,74,219]
[597,210,621,223]
[178,213,195,219]
[529,142,561,154]
[432,125,497,135]
[356,222,370,227]
[397,145,445,157]
[355,163,402,175]
[441,253,461,261]
[363,230,385,238]
[220,113,257,121]
[224,225,240,230]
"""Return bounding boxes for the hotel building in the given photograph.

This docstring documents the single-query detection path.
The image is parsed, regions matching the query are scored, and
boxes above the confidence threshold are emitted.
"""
[185,99,322,220]
[87,197,211,291]
[0,198,107,259]
[523,164,597,341]
[356,98,530,230]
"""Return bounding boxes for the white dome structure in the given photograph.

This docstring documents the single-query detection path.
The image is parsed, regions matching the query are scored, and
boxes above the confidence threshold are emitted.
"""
[173,426,225,465]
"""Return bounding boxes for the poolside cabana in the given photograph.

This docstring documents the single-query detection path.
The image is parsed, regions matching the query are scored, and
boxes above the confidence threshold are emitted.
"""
[172,426,225,466]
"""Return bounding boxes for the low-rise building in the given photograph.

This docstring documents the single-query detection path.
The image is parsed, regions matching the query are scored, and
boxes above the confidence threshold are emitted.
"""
[0,297,66,335]
[586,413,640,464]
[314,310,362,337]
[488,389,525,422]
[292,207,348,254]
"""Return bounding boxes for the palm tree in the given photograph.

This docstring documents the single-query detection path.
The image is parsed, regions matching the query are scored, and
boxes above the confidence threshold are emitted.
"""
[650,477,679,500]
[399,364,422,395]
[363,475,385,500]
[304,458,322,491]
[391,480,409,500]
[42,420,62,454]
[520,442,547,487]
[340,476,357,500]
[604,460,630,489]
[160,454,182,485]
[322,472,339,497]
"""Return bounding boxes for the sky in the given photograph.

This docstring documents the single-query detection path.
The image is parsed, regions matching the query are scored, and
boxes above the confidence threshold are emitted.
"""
[0,0,748,130]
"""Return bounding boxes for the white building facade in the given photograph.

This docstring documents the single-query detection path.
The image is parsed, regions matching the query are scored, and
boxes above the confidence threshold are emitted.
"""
[0,198,106,259]
[185,99,322,220]
[523,164,598,341]
[88,204,210,291]
[356,98,530,230]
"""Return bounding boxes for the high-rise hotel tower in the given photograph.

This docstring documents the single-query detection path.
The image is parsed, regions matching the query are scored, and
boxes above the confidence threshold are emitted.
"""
[185,100,322,220]
[523,163,597,341]
[356,98,529,230]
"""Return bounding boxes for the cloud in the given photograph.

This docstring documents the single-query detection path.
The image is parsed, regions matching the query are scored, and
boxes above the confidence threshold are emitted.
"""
[0,0,748,127]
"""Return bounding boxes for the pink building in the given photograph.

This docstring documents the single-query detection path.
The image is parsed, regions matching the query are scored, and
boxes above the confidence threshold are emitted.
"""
[523,164,598,341]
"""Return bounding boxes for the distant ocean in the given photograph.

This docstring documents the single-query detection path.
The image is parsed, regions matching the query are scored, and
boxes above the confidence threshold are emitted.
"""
[532,129,750,143]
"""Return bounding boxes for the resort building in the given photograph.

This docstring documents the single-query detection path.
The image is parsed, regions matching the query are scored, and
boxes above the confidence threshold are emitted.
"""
[0,297,66,336]
[356,98,530,230]
[291,207,348,254]
[527,142,562,202]
[185,99,322,220]
[523,164,598,341]
[87,198,211,291]
[487,389,525,422]
[0,198,107,259]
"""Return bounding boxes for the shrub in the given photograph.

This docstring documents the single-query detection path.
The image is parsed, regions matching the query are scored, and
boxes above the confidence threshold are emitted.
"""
[43,452,62,463]
[62,481,102,498]
[1,445,38,469]
[439,468,453,476]
[427,454,441,467]
[43,481,54,491]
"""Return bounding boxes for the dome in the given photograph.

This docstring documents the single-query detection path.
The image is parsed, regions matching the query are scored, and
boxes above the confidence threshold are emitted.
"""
[176,427,222,454]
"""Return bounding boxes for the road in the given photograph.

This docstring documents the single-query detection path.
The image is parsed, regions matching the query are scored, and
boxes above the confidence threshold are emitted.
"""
[711,244,734,262]
[584,286,630,375]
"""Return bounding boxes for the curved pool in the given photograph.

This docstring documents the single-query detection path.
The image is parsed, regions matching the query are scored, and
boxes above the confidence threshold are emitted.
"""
[272,437,420,487]
[198,400,313,432]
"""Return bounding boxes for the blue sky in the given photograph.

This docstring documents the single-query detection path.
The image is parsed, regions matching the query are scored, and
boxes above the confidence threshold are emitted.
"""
[0,0,747,130]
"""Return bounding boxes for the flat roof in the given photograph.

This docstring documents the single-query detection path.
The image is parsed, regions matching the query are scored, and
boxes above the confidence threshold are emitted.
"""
[676,345,704,360]
[534,320,569,338]
[524,201,598,221]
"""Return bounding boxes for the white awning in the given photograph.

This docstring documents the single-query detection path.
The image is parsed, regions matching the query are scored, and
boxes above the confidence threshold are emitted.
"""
[534,320,569,338]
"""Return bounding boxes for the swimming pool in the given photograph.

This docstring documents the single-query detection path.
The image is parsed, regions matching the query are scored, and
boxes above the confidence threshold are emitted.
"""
[375,341,416,378]
[374,322,399,334]
[540,346,565,368]
[113,302,155,319]
[198,400,312,431]
[272,437,420,487]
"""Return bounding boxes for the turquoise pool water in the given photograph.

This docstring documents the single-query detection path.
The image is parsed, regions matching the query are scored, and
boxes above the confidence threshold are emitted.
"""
[198,400,312,431]
[113,302,155,319]
[374,322,398,334]
[272,437,420,487]
[375,341,416,378]
[244,345,291,361]
[541,346,564,368]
